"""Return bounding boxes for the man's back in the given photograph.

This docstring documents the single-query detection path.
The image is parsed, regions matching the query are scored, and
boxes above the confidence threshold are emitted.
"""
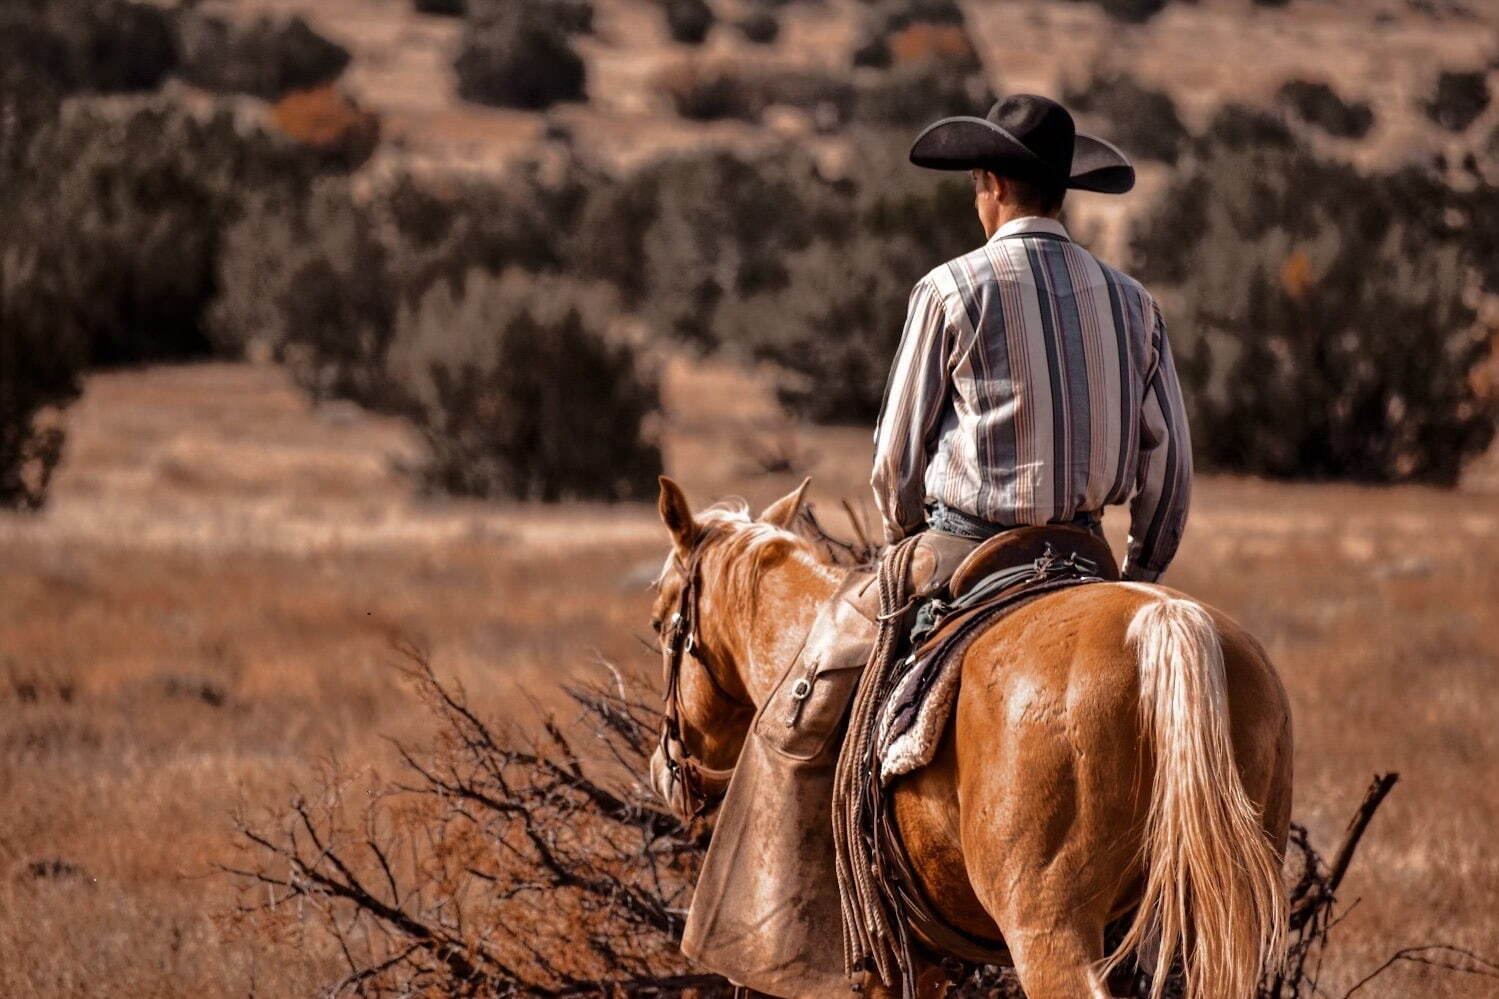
[872,215,1191,582]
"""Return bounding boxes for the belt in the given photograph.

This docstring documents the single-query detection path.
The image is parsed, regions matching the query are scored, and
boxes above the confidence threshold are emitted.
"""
[925,500,1101,541]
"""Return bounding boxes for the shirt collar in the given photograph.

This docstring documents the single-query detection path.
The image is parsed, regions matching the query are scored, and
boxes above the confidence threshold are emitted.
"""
[989,216,1071,243]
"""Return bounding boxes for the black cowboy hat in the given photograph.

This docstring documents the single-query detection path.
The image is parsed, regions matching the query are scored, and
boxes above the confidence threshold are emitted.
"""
[909,93,1135,194]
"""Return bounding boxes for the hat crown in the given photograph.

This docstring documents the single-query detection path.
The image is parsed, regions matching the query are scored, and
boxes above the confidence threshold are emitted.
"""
[987,94,1075,174]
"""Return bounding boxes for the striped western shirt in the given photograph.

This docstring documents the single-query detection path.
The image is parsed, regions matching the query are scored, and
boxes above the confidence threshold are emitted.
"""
[871,216,1192,582]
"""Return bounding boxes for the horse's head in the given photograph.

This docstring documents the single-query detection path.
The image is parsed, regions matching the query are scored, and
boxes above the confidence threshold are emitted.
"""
[648,475,811,819]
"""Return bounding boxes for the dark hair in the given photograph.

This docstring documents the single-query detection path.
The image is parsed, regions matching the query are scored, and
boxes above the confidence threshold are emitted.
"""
[1001,173,1066,216]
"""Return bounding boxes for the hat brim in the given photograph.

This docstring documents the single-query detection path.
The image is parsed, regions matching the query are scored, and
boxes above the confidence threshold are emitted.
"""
[908,116,1136,195]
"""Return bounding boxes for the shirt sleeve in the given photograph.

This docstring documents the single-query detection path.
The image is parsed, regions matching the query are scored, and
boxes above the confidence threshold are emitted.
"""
[1123,302,1193,582]
[871,277,953,544]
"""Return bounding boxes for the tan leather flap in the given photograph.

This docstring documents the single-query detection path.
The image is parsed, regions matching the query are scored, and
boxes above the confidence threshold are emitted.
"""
[755,574,879,763]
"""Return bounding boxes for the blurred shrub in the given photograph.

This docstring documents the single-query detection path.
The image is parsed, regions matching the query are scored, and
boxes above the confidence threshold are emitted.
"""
[0,0,178,96]
[658,63,766,121]
[1064,71,1189,164]
[1130,106,1497,483]
[0,252,84,511]
[175,11,350,99]
[729,134,976,419]
[657,61,853,125]
[1423,69,1490,132]
[388,270,661,500]
[625,132,975,421]
[853,0,967,68]
[269,85,381,170]
[1064,0,1174,22]
[3,101,326,368]
[848,2,989,126]
[738,10,780,44]
[548,0,597,34]
[722,237,926,421]
[212,165,576,395]
[456,0,587,109]
[853,63,992,127]
[628,149,852,347]
[1277,80,1375,139]
[663,0,714,44]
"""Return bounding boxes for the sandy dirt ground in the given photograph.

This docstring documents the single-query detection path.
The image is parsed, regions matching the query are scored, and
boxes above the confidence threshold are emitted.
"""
[1,359,1495,996]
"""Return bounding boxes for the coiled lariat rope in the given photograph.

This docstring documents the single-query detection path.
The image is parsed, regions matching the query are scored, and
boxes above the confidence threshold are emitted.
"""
[832,533,922,997]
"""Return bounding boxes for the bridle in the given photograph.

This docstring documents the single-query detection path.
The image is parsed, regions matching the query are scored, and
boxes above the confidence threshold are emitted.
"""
[657,529,743,818]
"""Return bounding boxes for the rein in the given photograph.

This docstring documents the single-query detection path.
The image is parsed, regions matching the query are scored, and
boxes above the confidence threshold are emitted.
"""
[659,530,742,818]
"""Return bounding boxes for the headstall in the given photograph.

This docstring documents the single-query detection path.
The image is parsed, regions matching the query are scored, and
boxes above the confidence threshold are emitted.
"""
[658,530,740,818]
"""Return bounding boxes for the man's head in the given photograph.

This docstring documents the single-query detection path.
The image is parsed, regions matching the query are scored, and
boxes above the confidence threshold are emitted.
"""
[909,94,1136,232]
[969,168,1066,238]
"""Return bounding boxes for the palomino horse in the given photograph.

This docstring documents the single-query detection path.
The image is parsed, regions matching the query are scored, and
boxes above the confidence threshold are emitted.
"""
[650,477,1293,999]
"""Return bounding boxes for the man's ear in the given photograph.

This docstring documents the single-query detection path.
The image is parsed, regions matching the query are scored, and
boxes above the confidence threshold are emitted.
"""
[983,169,1005,200]
[758,477,811,529]
[658,476,699,554]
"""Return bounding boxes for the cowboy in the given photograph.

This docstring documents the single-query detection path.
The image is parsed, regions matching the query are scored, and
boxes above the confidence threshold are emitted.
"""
[678,94,1191,996]
[872,92,1191,580]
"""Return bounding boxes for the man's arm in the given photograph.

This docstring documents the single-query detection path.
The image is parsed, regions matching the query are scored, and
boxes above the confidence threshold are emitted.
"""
[871,277,952,544]
[1123,302,1193,582]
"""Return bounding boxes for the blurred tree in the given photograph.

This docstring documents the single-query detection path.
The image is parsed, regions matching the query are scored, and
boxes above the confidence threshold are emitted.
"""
[0,0,178,95]
[175,11,350,100]
[455,0,587,108]
[663,0,715,44]
[389,270,662,501]
[738,10,780,43]
[0,252,84,510]
[1063,0,1177,24]
[1065,70,1190,164]
[1276,80,1375,139]
[1131,106,1497,483]
[1424,69,1490,132]
[6,103,326,368]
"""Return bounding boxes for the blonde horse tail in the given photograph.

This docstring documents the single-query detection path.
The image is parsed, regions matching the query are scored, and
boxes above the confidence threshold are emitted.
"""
[1102,595,1286,999]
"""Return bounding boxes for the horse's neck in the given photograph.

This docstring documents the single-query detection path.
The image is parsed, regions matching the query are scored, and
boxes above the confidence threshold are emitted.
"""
[737,547,845,708]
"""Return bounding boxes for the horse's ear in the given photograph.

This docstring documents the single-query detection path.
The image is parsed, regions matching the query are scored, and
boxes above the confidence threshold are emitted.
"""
[658,476,699,553]
[759,476,812,529]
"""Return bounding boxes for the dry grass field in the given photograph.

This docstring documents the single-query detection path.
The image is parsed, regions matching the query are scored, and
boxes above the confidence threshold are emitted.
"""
[1,359,1495,996]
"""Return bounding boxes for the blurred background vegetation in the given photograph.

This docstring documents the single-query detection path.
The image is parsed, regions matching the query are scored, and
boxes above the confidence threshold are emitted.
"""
[3,0,1497,512]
